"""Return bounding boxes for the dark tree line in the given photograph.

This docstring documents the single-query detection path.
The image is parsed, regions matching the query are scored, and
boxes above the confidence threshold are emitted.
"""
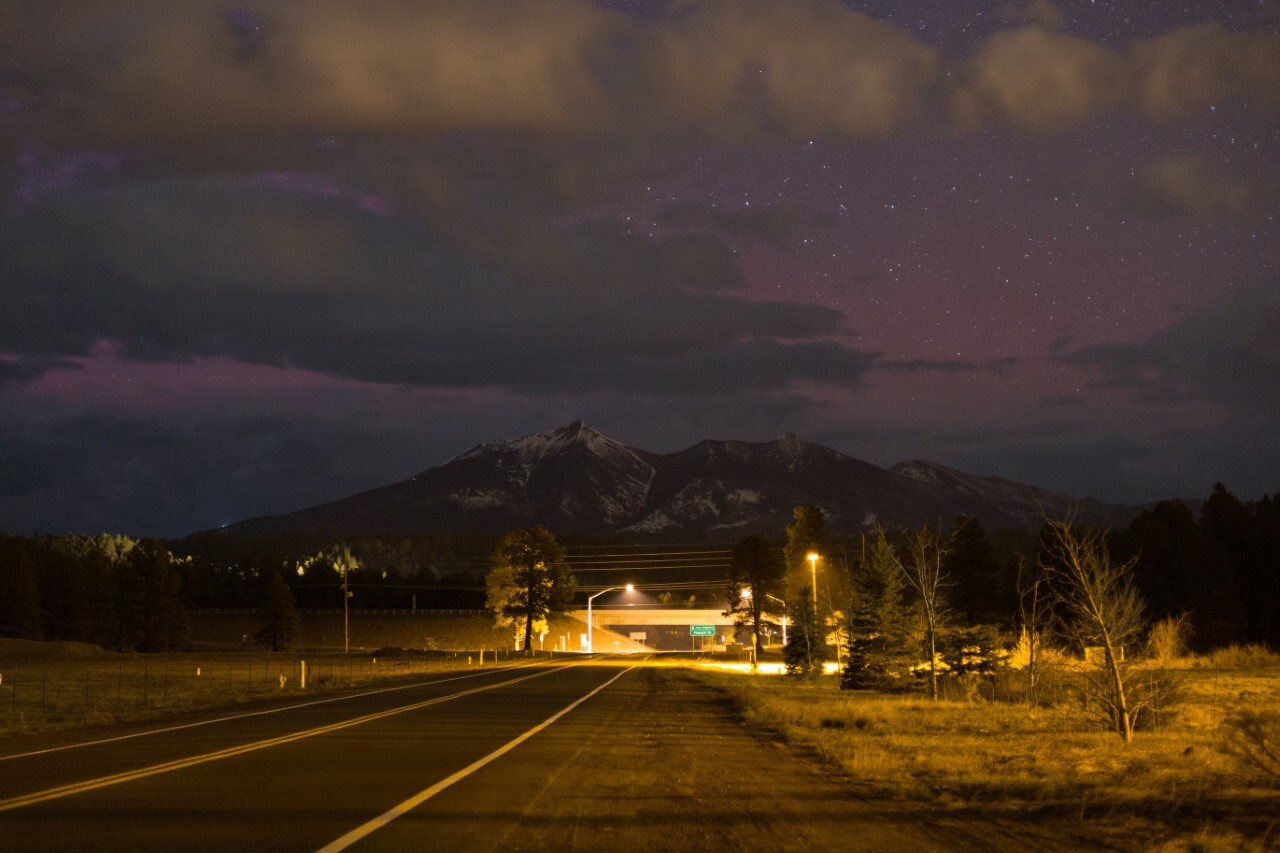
[0,535,188,652]
[176,533,497,610]
[3,484,1275,655]
[754,484,1279,690]
[0,533,499,652]
[1115,484,1280,650]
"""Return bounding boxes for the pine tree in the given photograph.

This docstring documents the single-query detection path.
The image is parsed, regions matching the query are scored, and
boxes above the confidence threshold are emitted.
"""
[841,528,913,690]
[726,534,783,659]
[783,584,827,677]
[128,539,189,653]
[0,537,42,640]
[487,526,573,654]
[783,505,829,603]
[257,570,301,652]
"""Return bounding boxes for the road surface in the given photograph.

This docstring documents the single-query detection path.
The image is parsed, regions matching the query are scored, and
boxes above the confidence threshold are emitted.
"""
[0,658,1096,852]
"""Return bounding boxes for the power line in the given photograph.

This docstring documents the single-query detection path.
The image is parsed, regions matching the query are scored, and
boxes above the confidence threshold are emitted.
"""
[564,550,731,560]
[570,564,730,573]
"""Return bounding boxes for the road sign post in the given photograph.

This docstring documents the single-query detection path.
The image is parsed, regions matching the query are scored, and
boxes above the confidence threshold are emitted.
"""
[690,624,715,652]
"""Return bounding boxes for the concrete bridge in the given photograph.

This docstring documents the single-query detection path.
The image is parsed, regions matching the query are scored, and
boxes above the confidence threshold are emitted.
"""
[564,608,752,653]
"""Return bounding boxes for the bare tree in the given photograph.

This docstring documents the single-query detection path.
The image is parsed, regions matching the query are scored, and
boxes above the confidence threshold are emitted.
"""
[899,526,951,701]
[1015,556,1054,708]
[1038,518,1148,742]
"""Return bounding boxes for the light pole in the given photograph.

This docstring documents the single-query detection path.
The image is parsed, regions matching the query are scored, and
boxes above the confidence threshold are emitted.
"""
[586,584,633,655]
[765,593,787,645]
[807,552,820,608]
[743,587,788,648]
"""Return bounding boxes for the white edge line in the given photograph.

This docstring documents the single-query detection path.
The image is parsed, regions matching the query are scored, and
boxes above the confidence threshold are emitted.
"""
[316,665,636,853]
[0,659,549,762]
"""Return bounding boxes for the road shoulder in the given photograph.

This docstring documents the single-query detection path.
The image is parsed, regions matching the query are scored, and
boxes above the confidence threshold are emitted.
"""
[500,666,1110,852]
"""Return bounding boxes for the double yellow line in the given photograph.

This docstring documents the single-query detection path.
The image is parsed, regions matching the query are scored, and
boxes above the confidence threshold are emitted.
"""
[0,662,575,813]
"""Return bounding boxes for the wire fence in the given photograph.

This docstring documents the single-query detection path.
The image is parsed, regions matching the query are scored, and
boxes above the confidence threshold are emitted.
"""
[0,648,539,729]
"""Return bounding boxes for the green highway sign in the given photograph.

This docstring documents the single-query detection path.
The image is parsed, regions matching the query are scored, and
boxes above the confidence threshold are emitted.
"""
[689,625,715,637]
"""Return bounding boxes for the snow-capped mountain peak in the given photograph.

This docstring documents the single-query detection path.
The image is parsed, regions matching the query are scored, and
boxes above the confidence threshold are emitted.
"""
[215,424,1133,539]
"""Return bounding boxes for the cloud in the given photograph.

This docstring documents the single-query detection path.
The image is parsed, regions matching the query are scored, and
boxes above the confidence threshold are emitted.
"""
[3,0,625,144]
[641,0,941,141]
[657,202,808,249]
[1132,23,1280,118]
[1131,153,1272,225]
[1059,279,1280,414]
[993,1,1064,31]
[878,358,979,373]
[1,0,940,151]
[0,353,80,387]
[0,410,417,535]
[952,26,1129,132]
[0,176,875,395]
[1038,393,1087,410]
[4,1,1277,162]
[951,20,1280,133]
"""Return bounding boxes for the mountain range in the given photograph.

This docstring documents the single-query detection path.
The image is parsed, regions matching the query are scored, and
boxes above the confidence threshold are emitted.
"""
[210,421,1136,540]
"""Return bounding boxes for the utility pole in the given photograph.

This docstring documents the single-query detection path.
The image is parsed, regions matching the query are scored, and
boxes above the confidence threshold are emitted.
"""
[338,544,355,655]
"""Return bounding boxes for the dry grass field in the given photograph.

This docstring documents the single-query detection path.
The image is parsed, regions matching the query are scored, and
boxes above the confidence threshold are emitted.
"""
[694,654,1280,851]
[0,638,529,736]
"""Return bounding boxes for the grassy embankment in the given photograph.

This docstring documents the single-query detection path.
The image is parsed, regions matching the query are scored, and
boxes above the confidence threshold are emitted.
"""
[693,648,1280,851]
[0,611,601,736]
[0,638,537,737]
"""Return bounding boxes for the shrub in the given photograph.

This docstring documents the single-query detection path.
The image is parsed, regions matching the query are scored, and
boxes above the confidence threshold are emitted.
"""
[1147,614,1193,666]
[1204,644,1280,670]
[1219,709,1280,782]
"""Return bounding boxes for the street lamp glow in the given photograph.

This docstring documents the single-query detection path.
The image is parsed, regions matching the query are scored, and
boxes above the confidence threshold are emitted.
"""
[586,584,633,655]
[807,552,820,607]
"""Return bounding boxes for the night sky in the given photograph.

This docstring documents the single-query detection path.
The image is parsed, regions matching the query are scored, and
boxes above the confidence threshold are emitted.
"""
[2,0,1277,538]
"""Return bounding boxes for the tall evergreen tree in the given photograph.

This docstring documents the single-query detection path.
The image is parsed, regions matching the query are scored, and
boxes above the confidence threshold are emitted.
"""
[128,539,189,653]
[1124,499,1201,623]
[488,526,573,654]
[0,537,42,640]
[944,516,1002,625]
[726,534,783,659]
[257,569,301,652]
[782,584,827,676]
[842,528,913,690]
[783,504,829,604]
[1252,493,1280,647]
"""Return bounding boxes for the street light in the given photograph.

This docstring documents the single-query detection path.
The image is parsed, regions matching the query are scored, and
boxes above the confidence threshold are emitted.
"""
[586,584,633,655]
[807,552,820,607]
[765,593,788,645]
[742,587,788,647]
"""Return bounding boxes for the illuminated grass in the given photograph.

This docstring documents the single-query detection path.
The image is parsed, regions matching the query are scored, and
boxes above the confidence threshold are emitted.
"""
[693,665,1280,848]
[0,647,512,736]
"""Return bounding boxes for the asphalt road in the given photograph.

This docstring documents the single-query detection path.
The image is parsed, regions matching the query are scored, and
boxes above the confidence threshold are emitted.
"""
[0,658,1096,852]
[0,659,643,852]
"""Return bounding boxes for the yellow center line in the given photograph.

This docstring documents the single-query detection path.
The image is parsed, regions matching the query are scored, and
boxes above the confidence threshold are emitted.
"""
[0,662,582,813]
[317,665,637,852]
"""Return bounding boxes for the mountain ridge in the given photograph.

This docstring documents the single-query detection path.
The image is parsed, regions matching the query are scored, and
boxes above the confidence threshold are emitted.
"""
[209,422,1135,539]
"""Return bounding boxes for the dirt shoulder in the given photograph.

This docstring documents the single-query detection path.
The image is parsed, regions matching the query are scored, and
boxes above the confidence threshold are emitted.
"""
[504,667,1111,852]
